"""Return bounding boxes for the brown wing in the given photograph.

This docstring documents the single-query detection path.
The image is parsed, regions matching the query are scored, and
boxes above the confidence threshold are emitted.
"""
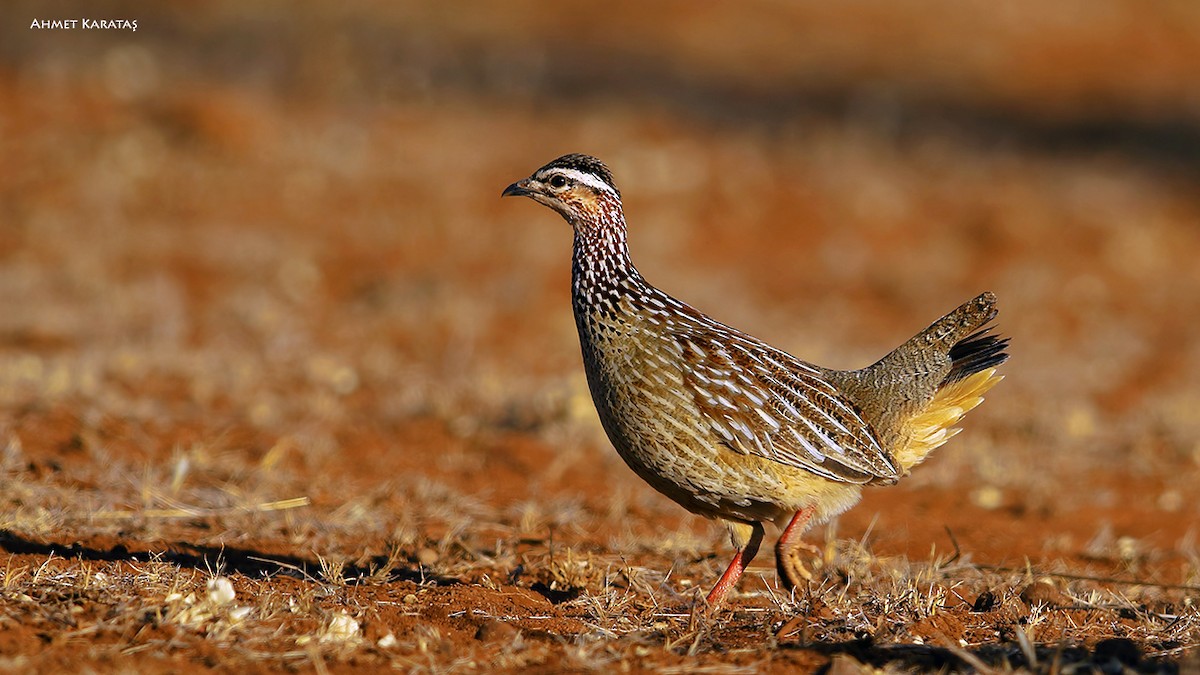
[675,329,900,484]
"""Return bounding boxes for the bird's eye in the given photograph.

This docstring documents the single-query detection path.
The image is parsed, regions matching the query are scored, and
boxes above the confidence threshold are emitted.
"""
[549,175,568,189]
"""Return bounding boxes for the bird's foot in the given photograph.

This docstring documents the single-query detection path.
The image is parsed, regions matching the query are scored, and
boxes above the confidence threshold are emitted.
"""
[778,541,821,591]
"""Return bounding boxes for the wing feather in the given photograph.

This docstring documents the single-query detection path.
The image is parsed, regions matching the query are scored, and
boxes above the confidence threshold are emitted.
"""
[675,329,899,484]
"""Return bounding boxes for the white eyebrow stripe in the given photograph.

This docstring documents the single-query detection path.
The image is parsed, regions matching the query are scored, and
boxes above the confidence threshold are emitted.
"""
[545,168,619,197]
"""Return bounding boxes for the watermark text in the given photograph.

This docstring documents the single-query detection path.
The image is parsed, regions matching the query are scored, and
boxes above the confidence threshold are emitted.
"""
[31,18,137,32]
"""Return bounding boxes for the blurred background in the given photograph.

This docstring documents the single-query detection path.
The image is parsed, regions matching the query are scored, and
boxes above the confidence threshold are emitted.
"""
[1,1,1198,557]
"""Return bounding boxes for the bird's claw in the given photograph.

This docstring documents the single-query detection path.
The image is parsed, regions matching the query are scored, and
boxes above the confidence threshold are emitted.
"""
[778,541,821,591]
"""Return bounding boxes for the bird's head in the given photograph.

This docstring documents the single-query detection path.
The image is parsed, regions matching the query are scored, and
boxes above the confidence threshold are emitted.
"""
[502,154,622,227]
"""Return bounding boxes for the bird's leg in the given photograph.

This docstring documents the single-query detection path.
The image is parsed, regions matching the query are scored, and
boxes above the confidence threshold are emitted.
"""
[775,506,819,591]
[705,522,764,607]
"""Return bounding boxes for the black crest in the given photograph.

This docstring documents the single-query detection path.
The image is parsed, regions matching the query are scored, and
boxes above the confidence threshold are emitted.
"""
[540,154,620,196]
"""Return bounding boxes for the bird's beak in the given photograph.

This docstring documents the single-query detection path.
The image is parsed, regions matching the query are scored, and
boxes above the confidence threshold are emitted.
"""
[501,179,533,198]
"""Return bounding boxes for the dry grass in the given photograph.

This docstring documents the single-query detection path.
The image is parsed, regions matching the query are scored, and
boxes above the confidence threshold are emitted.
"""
[0,418,1195,672]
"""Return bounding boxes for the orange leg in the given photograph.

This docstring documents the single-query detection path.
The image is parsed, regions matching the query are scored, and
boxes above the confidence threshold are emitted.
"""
[775,506,818,591]
[705,523,764,606]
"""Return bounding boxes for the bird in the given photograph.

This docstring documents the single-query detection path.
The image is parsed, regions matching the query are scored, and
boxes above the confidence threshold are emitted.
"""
[502,154,1008,607]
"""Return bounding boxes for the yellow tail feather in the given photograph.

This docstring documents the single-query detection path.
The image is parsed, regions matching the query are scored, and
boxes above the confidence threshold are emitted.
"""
[893,368,1003,472]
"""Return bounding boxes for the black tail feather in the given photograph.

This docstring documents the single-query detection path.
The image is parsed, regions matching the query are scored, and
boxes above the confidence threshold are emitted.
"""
[945,327,1009,384]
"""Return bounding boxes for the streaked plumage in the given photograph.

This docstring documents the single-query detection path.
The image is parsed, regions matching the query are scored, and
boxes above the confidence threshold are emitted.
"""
[502,154,1009,606]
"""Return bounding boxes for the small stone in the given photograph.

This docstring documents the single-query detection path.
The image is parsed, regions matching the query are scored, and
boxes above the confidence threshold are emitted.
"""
[320,611,361,643]
[1065,406,1096,437]
[971,590,998,612]
[971,485,1004,510]
[475,619,517,642]
[1115,536,1139,561]
[403,593,418,605]
[417,547,439,566]
[1158,490,1182,512]
[206,577,236,606]
[1019,580,1066,608]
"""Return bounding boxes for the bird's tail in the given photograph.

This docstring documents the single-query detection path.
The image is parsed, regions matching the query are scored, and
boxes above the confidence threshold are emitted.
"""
[897,331,1008,468]
[832,292,1009,476]
[890,301,1009,471]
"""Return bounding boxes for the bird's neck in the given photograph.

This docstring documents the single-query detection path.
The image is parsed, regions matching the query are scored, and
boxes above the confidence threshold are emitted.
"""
[570,214,646,319]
